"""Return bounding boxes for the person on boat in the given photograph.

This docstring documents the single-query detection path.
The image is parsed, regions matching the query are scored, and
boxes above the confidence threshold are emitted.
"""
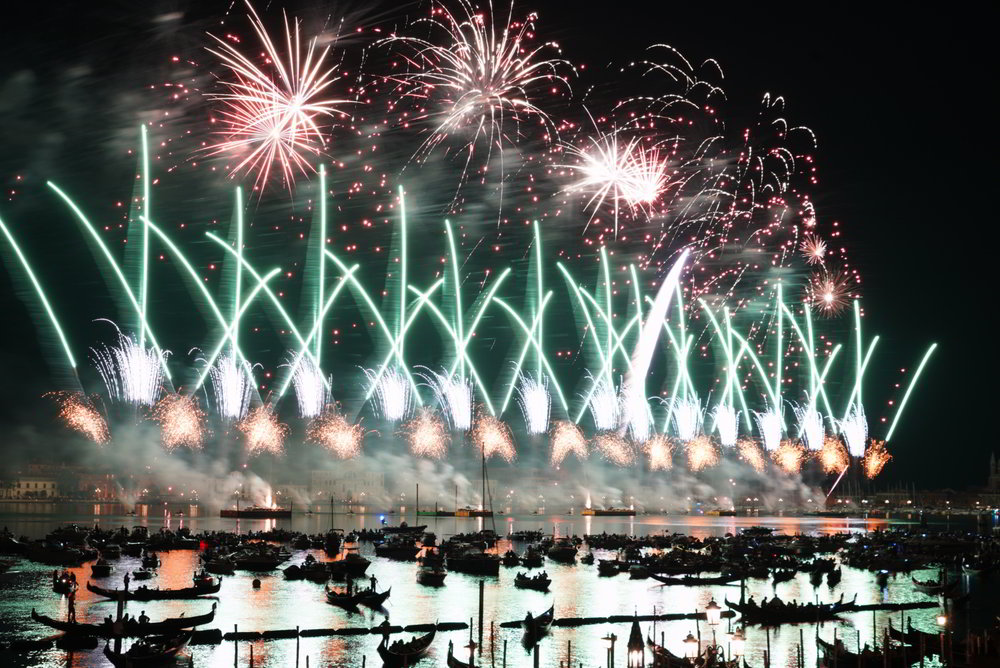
[524,611,534,626]
[370,573,378,591]
[138,610,149,625]
[378,619,391,639]
[123,572,130,590]
[67,591,76,622]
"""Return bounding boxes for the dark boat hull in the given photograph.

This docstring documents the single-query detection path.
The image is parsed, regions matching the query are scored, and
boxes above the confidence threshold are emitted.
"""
[87,580,221,601]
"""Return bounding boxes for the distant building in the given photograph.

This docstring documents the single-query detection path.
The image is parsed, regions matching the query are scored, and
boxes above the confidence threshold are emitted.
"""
[1,475,58,499]
[309,464,385,503]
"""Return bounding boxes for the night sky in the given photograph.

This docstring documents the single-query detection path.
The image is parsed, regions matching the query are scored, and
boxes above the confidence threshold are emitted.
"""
[0,2,988,488]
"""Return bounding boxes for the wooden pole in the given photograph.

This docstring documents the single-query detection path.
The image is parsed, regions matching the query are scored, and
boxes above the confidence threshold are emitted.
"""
[233,624,238,667]
[479,580,485,652]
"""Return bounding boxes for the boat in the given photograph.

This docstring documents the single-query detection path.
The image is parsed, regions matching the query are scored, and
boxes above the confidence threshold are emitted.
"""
[382,523,427,535]
[597,559,621,577]
[376,628,436,667]
[448,547,500,576]
[580,552,595,565]
[725,594,856,624]
[514,571,551,591]
[652,573,742,586]
[827,567,842,586]
[417,566,448,586]
[375,536,421,561]
[520,545,544,569]
[648,634,689,665]
[357,585,391,608]
[220,505,291,519]
[546,538,577,564]
[131,568,154,581]
[203,557,235,575]
[325,586,359,609]
[911,575,959,595]
[140,553,159,569]
[87,579,221,601]
[328,548,371,579]
[810,569,824,586]
[581,507,636,516]
[31,605,215,637]
[103,630,192,667]
[500,550,520,567]
[522,604,554,643]
[446,640,475,668]
[771,569,796,584]
[455,507,493,517]
[52,570,77,594]
[192,571,214,589]
[91,558,114,578]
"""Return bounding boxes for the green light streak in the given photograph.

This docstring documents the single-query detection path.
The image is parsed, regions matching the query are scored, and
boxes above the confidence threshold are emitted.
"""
[444,267,511,384]
[445,220,464,379]
[779,302,835,419]
[698,300,751,432]
[884,344,937,443]
[399,186,407,366]
[233,188,244,356]
[140,125,151,349]
[840,336,880,424]
[0,216,77,368]
[534,220,544,378]
[317,164,326,362]
[492,295,569,413]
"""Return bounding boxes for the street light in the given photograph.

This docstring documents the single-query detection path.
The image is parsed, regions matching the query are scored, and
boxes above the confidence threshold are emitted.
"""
[936,613,948,627]
[705,599,722,626]
[602,632,618,668]
[683,632,699,659]
[729,627,746,658]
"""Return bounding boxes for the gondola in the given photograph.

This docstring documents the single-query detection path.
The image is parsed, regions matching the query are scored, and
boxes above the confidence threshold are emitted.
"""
[357,585,391,608]
[522,604,554,642]
[91,559,114,577]
[652,573,742,586]
[416,566,447,586]
[325,586,359,609]
[446,640,474,668]
[827,567,842,586]
[771,569,796,584]
[103,630,192,667]
[52,571,77,594]
[31,604,215,637]
[514,571,551,591]
[647,634,687,665]
[376,627,436,666]
[911,575,958,595]
[382,523,427,535]
[87,578,221,601]
[725,594,856,624]
[131,568,153,581]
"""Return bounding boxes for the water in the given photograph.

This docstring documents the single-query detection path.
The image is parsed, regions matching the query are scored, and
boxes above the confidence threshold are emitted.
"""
[1,507,993,667]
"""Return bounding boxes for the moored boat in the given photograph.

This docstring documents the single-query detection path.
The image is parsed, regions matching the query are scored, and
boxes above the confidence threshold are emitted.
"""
[103,630,192,667]
[514,571,551,591]
[87,579,221,601]
[31,604,215,637]
[376,628,436,667]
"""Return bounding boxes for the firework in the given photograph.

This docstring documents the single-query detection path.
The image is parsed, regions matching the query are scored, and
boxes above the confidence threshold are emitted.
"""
[307,407,365,459]
[206,1,352,190]
[592,432,635,467]
[808,268,851,316]
[206,352,254,421]
[585,372,619,431]
[470,411,516,462]
[48,392,110,444]
[737,438,767,473]
[753,407,783,452]
[152,394,206,450]
[819,436,849,475]
[670,397,703,441]
[863,439,892,479]
[712,404,739,447]
[771,440,806,475]
[685,435,719,472]
[645,434,673,471]
[792,402,825,451]
[801,234,827,265]
[91,324,165,408]
[838,403,868,457]
[382,0,571,174]
[238,404,289,456]
[619,384,651,443]
[515,373,551,435]
[549,420,587,466]
[420,368,473,431]
[286,354,330,419]
[401,408,450,459]
[364,367,413,423]
[563,131,669,237]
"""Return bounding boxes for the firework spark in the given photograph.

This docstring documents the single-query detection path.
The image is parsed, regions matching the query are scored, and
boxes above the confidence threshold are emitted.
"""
[238,404,289,456]
[592,432,635,467]
[152,394,206,450]
[645,434,673,471]
[382,0,571,175]
[91,324,165,408]
[585,372,619,431]
[838,403,868,457]
[420,368,473,431]
[737,438,767,473]
[712,404,739,447]
[307,407,365,459]
[286,353,330,419]
[670,397,703,441]
[792,401,825,451]
[619,384,651,443]
[863,439,892,479]
[470,411,516,462]
[206,352,254,421]
[364,367,413,423]
[549,420,587,466]
[685,435,719,472]
[753,406,783,452]
[401,407,450,459]
[771,440,806,475]
[801,234,827,265]
[819,436,849,475]
[515,373,551,435]
[48,392,110,445]
[808,268,852,316]
[206,1,352,190]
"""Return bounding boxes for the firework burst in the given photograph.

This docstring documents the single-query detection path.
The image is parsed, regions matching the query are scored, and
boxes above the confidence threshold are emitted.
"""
[205,352,254,421]
[238,404,289,456]
[712,404,739,447]
[549,420,587,466]
[592,432,635,467]
[206,1,353,190]
[401,407,450,459]
[792,401,825,451]
[671,397,703,441]
[470,410,516,462]
[808,268,852,316]
[152,394,206,450]
[801,234,827,265]
[753,406,783,452]
[737,438,767,473]
[619,384,652,443]
[645,434,674,471]
[307,407,365,459]
[585,372,619,431]
[382,0,571,176]
[91,324,165,408]
[863,439,892,479]
[363,367,413,423]
[286,354,330,419]
[48,392,110,445]
[838,403,868,457]
[515,373,551,435]
[685,435,719,472]
[819,436,849,475]
[771,440,806,475]
[420,368,473,431]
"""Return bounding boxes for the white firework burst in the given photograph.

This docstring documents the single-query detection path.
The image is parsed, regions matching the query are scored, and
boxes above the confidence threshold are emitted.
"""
[584,371,619,431]
[515,372,551,435]
[752,406,783,452]
[284,353,330,419]
[418,367,473,431]
[363,367,413,423]
[91,324,166,408]
[711,403,739,447]
[205,352,254,421]
[669,397,703,441]
[792,400,825,451]
[838,402,868,457]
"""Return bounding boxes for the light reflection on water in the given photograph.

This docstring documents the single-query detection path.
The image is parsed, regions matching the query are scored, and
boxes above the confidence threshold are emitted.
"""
[0,510,992,667]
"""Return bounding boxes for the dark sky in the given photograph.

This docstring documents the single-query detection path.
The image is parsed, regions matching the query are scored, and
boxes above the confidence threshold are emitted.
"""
[0,2,989,488]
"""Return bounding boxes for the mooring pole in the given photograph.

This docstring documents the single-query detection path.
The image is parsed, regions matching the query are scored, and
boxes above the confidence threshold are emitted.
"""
[479,579,485,652]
